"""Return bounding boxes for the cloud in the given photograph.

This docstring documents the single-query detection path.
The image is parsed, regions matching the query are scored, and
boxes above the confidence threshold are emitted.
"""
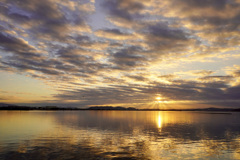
[159,74,179,80]
[146,22,188,41]
[53,85,148,106]
[101,0,145,21]
[0,0,240,108]
[51,73,240,108]
[225,65,240,77]
[177,0,229,10]
[109,47,147,70]
[99,0,154,29]
[199,75,233,83]
[1,0,92,41]
[0,32,36,53]
[126,75,148,82]
[137,22,198,59]
[225,85,240,99]
[163,0,239,43]
[193,70,215,76]
[95,28,140,41]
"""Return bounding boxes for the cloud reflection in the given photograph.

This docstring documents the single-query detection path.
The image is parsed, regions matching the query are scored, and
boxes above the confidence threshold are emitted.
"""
[1,111,240,159]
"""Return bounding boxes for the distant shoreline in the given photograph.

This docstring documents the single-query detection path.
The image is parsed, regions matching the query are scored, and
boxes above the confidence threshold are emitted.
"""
[0,105,240,112]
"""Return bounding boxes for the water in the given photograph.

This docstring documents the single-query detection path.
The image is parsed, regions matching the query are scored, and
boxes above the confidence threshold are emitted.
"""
[0,111,240,160]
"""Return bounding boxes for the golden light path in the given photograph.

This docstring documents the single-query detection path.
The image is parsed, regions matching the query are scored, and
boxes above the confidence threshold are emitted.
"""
[157,114,162,128]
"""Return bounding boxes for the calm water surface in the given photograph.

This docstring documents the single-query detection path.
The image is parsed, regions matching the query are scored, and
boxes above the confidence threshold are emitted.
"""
[0,111,240,159]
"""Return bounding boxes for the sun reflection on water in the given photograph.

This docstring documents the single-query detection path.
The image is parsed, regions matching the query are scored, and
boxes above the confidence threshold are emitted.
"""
[157,115,162,129]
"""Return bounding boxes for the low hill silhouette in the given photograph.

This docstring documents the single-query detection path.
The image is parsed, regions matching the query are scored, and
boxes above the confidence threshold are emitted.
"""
[0,105,240,112]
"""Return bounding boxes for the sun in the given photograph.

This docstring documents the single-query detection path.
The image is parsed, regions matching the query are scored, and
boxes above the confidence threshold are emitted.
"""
[147,94,170,109]
[155,96,168,103]
[155,96,162,103]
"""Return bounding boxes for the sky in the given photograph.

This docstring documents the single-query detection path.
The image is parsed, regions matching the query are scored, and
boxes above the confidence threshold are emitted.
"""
[0,0,240,109]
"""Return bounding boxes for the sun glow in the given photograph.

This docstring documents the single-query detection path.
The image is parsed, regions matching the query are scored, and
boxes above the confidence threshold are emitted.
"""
[155,96,169,104]
[156,97,162,101]
[155,96,165,103]
[149,95,172,109]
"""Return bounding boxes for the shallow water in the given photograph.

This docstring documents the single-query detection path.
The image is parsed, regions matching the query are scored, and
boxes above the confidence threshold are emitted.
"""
[0,111,240,159]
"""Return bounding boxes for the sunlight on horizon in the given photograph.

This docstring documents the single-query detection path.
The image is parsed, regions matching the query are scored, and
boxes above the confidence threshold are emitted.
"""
[155,95,169,104]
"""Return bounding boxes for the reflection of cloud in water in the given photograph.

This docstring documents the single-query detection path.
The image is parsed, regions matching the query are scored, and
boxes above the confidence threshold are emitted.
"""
[55,111,240,141]
[1,124,240,160]
[1,111,240,159]
[0,111,54,143]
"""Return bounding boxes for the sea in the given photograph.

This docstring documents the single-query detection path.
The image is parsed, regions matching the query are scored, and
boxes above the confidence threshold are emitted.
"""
[0,111,240,159]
